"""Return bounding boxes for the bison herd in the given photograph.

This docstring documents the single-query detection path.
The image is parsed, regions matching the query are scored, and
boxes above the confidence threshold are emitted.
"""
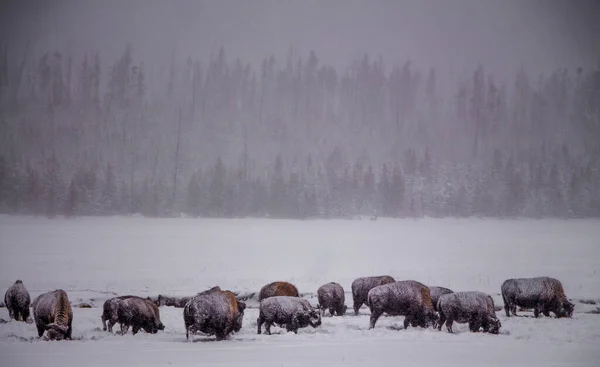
[2,276,575,341]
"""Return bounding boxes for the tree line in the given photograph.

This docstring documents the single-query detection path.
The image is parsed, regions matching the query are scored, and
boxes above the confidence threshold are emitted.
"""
[0,43,598,219]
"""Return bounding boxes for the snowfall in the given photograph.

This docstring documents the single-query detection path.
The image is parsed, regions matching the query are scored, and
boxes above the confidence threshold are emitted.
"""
[0,215,599,366]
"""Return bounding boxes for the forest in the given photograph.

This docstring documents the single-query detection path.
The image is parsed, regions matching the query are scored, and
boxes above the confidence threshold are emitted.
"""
[0,43,598,219]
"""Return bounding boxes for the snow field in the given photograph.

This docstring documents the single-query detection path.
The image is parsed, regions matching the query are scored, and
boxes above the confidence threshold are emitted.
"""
[1,215,600,366]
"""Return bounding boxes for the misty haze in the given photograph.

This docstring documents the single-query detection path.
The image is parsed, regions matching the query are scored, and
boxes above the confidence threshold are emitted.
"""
[0,0,599,366]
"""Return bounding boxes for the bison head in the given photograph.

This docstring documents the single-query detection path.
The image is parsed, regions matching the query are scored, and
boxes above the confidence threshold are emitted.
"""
[557,300,575,318]
[46,323,69,340]
[338,305,348,316]
[308,310,322,328]
[488,318,501,334]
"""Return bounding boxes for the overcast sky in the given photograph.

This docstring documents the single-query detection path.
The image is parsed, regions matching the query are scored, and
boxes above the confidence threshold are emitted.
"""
[2,0,599,79]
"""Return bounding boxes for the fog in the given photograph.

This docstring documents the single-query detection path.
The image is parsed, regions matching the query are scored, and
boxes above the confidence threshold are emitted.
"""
[0,0,599,220]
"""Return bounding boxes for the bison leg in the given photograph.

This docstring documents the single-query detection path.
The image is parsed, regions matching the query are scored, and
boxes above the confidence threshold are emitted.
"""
[533,307,540,318]
[290,316,299,334]
[504,301,511,317]
[445,318,454,333]
[120,323,129,335]
[329,308,335,317]
[369,309,383,329]
[264,321,273,335]
[257,315,264,335]
[36,324,45,338]
[510,304,517,316]
[353,298,362,315]
[101,315,107,331]
[436,313,446,331]
[8,308,15,320]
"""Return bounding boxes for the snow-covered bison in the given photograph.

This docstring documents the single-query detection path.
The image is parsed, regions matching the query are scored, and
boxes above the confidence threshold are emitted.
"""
[32,289,73,340]
[183,287,246,341]
[428,286,454,312]
[4,280,31,322]
[351,275,395,315]
[117,296,165,335]
[101,295,136,332]
[257,296,321,335]
[317,282,347,316]
[436,291,501,334]
[367,280,436,330]
[258,281,299,301]
[501,277,574,318]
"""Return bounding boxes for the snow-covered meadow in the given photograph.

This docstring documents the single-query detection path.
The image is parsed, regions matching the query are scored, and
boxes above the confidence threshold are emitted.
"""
[1,215,599,366]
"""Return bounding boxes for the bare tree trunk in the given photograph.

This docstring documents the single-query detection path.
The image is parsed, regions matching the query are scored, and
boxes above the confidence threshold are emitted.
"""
[172,105,182,204]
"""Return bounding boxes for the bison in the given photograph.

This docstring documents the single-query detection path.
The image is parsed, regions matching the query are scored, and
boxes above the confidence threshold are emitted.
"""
[32,289,73,340]
[436,291,501,334]
[117,296,165,335]
[367,280,436,330]
[183,287,246,341]
[501,277,574,318]
[258,281,299,302]
[317,282,347,316]
[351,275,395,315]
[101,295,136,332]
[4,280,31,322]
[257,296,321,335]
[428,286,454,312]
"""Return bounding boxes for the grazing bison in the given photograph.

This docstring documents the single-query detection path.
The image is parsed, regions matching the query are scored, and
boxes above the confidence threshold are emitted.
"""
[428,286,454,312]
[156,295,192,308]
[117,296,165,335]
[101,295,136,332]
[317,282,347,316]
[367,280,436,330]
[32,290,73,340]
[436,291,501,334]
[351,275,395,315]
[258,281,299,302]
[4,280,31,322]
[501,277,574,318]
[183,288,246,341]
[257,296,322,335]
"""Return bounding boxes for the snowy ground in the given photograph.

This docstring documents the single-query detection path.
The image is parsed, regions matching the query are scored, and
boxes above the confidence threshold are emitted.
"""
[1,215,600,366]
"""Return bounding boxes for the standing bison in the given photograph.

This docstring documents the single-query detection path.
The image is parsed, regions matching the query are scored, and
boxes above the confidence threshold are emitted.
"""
[428,286,454,312]
[436,291,501,334]
[351,275,395,315]
[501,277,574,318]
[317,282,347,316]
[258,281,299,301]
[4,280,31,322]
[117,296,165,335]
[101,295,136,332]
[367,280,436,330]
[257,296,321,335]
[32,289,73,340]
[183,287,246,341]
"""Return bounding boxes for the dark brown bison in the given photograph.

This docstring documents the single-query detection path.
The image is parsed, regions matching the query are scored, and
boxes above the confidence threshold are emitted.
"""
[351,275,395,315]
[501,277,574,318]
[317,282,347,316]
[4,280,31,322]
[367,280,436,330]
[117,296,165,335]
[101,295,136,332]
[428,286,454,312]
[32,289,73,340]
[183,288,246,341]
[257,296,321,335]
[436,291,501,334]
[155,295,192,308]
[258,281,299,302]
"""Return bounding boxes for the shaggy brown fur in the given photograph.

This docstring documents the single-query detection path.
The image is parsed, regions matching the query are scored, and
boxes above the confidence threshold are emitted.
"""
[258,282,299,301]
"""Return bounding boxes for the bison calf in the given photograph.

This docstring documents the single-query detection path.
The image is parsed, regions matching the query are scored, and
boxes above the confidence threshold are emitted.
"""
[367,280,436,330]
[117,296,165,335]
[183,288,246,341]
[317,282,347,316]
[258,281,299,302]
[351,275,395,315]
[32,289,73,340]
[436,291,501,334]
[4,280,31,323]
[257,296,321,335]
[501,277,574,318]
